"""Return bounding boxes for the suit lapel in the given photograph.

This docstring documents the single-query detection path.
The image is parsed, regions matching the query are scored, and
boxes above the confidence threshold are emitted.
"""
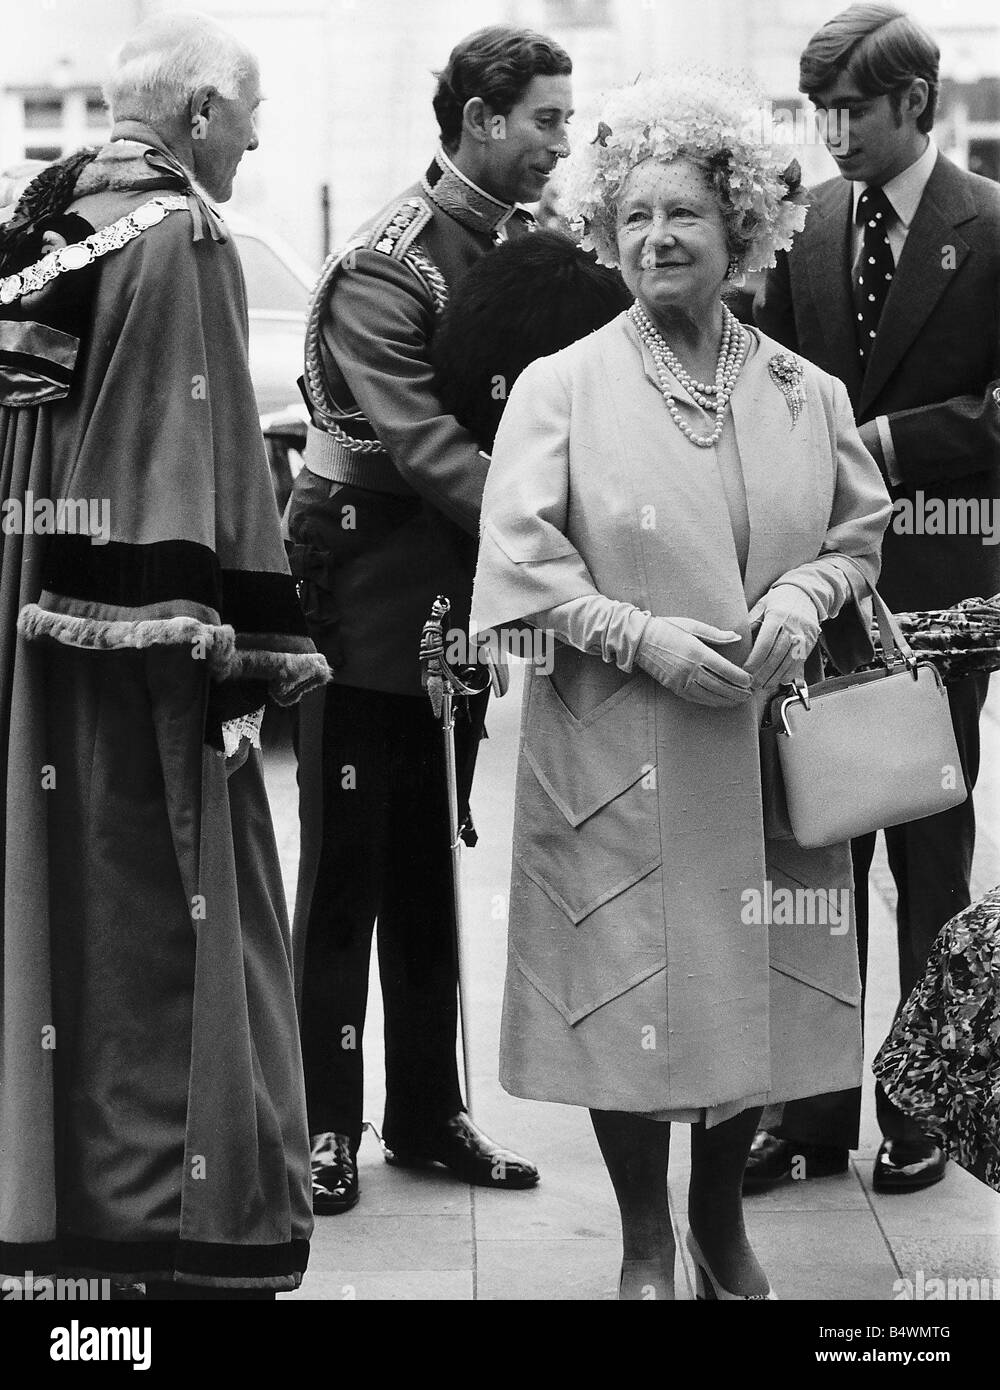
[804,181,863,402]
[859,156,976,416]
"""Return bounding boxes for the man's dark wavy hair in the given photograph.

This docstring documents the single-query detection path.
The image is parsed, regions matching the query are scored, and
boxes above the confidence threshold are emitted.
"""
[432,230,631,452]
[433,25,572,153]
[799,4,940,133]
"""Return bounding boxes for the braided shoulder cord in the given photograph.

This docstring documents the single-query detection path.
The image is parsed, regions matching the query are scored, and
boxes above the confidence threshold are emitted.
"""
[303,240,450,451]
[403,245,449,317]
[303,241,361,435]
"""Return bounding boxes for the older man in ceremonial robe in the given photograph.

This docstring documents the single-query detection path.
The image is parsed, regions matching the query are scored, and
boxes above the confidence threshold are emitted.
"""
[0,14,327,1297]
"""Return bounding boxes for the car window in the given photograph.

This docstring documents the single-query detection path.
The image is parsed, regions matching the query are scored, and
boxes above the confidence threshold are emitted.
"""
[235,233,310,314]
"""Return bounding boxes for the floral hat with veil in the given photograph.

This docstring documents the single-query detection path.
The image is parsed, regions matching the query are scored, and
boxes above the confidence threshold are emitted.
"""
[555,68,809,276]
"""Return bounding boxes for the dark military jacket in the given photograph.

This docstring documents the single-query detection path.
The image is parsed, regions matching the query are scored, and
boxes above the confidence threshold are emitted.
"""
[286,148,533,695]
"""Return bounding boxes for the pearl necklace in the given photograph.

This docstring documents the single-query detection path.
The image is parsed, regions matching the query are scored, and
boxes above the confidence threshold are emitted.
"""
[629,300,748,448]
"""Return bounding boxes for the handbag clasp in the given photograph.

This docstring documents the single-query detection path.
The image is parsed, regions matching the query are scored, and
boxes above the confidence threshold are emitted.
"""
[778,677,810,737]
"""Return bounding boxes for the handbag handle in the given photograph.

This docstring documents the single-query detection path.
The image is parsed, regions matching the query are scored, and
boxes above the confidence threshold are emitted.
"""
[832,554,917,673]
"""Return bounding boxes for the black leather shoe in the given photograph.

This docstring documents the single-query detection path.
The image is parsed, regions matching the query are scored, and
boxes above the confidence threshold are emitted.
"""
[311,1131,359,1214]
[873,1138,946,1194]
[384,1112,540,1189]
[742,1130,849,1193]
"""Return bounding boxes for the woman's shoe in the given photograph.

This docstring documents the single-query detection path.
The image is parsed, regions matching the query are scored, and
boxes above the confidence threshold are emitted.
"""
[685,1230,777,1300]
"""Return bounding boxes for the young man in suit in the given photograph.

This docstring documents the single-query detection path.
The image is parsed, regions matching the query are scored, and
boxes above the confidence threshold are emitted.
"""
[752,2,1000,1195]
[286,25,575,1214]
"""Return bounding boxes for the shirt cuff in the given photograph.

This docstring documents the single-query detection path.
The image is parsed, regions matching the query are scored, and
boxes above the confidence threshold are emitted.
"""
[876,415,902,487]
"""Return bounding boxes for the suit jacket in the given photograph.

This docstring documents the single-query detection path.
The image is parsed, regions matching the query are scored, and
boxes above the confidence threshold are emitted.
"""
[285,152,533,696]
[755,152,1000,611]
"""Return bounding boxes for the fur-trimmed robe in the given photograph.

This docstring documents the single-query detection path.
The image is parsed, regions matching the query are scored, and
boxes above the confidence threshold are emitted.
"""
[0,134,324,1288]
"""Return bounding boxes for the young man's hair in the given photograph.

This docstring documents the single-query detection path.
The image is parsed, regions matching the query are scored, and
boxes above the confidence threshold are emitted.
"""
[432,230,631,451]
[799,4,940,133]
[433,25,572,153]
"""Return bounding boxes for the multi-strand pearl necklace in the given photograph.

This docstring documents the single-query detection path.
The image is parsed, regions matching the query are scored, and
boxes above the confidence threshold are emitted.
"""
[629,300,749,448]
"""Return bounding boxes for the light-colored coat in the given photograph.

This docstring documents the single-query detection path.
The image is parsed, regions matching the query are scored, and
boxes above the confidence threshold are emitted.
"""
[472,315,893,1118]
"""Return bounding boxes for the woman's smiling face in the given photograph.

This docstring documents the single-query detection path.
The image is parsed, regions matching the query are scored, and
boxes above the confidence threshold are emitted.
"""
[615,157,730,322]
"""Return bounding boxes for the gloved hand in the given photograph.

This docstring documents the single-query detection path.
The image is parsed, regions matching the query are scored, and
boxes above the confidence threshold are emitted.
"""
[745,584,822,691]
[635,616,754,707]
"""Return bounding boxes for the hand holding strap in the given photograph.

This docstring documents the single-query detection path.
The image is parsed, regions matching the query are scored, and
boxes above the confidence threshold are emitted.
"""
[835,555,916,670]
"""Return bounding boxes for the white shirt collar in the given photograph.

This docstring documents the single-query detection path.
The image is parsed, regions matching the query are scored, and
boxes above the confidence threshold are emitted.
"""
[852,137,938,230]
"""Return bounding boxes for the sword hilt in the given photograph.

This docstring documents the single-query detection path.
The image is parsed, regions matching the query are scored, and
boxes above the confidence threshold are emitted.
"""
[419,594,491,721]
[419,596,451,719]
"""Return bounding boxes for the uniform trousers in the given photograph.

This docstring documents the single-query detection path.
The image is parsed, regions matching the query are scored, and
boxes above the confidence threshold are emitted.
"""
[298,681,487,1153]
[774,672,991,1149]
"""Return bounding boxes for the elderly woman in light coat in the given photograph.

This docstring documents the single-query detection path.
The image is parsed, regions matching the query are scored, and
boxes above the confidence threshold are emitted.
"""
[472,72,893,1301]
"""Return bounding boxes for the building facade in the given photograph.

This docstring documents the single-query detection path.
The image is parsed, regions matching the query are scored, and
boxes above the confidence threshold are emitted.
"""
[1,0,996,267]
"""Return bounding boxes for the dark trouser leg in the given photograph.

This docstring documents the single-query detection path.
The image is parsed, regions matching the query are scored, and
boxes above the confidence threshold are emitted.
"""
[379,692,488,1147]
[875,673,988,1141]
[298,684,391,1151]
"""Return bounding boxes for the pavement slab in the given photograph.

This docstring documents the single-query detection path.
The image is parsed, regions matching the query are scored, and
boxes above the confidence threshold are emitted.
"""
[264,676,1000,1300]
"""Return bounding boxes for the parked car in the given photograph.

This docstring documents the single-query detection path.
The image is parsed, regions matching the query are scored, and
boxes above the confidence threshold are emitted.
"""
[228,214,314,507]
[259,403,307,515]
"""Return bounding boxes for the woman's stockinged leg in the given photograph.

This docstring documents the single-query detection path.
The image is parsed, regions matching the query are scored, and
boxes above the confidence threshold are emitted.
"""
[688,1105,770,1297]
[590,1108,675,1300]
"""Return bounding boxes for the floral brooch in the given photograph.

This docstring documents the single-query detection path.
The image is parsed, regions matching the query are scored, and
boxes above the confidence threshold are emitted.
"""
[767,353,805,428]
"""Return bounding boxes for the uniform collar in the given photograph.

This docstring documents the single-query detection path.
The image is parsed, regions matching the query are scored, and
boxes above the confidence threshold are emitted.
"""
[422,146,517,237]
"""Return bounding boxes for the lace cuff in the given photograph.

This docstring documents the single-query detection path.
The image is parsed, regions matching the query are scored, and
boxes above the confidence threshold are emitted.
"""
[222,706,265,759]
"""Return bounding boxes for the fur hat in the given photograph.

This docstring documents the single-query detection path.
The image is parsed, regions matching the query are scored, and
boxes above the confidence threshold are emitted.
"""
[433,229,632,451]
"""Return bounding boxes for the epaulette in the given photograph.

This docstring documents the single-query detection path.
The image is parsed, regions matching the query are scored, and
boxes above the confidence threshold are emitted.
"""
[366,195,433,261]
[304,196,448,427]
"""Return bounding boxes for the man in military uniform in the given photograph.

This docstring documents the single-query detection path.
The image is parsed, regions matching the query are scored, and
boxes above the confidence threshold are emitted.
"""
[287,25,574,1214]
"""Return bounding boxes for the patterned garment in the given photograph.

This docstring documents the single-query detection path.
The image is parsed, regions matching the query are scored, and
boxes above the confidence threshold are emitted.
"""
[873,886,1000,1193]
[861,594,1000,684]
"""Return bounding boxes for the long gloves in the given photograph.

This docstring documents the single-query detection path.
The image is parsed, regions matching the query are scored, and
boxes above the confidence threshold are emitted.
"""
[530,569,842,706]
[745,584,822,692]
[525,596,753,708]
[635,616,753,707]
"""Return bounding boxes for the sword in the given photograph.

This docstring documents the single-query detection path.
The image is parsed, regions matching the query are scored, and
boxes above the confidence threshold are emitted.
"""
[418,596,496,1118]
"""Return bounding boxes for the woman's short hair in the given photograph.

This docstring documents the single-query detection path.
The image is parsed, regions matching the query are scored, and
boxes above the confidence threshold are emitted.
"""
[799,4,940,133]
[433,25,572,153]
[432,230,631,451]
[556,70,808,274]
[103,11,258,125]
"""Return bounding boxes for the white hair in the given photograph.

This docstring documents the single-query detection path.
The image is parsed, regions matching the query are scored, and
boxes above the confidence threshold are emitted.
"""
[103,11,258,125]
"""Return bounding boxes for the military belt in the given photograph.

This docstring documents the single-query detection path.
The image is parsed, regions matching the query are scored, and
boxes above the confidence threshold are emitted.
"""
[303,423,416,498]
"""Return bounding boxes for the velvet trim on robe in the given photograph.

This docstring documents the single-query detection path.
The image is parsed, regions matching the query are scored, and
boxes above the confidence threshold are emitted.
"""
[2,137,329,705]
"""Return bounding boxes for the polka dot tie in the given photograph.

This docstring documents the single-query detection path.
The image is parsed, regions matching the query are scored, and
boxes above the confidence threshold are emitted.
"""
[853,185,895,368]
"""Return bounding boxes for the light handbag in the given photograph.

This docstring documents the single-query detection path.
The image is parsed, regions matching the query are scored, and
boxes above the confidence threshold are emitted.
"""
[762,572,967,850]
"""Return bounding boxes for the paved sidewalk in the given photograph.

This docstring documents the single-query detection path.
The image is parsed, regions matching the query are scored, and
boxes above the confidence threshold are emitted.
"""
[268,674,1000,1301]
